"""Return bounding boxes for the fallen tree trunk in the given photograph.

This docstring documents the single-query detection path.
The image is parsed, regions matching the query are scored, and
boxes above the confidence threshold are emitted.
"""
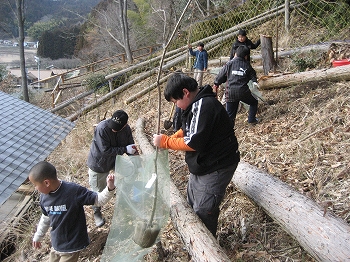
[233,162,350,262]
[64,3,302,117]
[50,90,94,113]
[259,64,350,90]
[124,75,170,105]
[134,118,230,262]
[136,117,350,261]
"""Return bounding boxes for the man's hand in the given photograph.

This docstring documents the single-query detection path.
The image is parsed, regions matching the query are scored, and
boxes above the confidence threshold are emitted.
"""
[106,173,115,191]
[126,144,137,154]
[153,134,163,147]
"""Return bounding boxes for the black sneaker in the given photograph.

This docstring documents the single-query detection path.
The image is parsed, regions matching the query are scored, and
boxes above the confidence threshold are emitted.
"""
[248,118,259,125]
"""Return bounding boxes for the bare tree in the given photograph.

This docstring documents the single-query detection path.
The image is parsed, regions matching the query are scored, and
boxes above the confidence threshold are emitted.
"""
[148,0,185,45]
[83,0,133,63]
[118,0,133,63]
[15,0,29,101]
[150,2,171,44]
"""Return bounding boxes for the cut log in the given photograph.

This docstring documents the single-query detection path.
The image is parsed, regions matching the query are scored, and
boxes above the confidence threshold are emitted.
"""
[259,64,350,90]
[260,35,276,75]
[136,118,350,261]
[134,118,230,262]
[124,75,170,105]
[233,162,350,262]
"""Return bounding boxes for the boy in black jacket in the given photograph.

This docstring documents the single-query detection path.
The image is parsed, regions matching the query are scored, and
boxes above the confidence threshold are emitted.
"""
[153,73,240,237]
[229,29,260,62]
[214,45,259,126]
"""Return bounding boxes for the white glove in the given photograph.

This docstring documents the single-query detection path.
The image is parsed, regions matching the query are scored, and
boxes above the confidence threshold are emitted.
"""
[252,82,259,89]
[126,144,137,155]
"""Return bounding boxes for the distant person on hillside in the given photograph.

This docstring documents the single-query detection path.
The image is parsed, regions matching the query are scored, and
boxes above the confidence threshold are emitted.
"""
[87,109,138,227]
[30,161,116,262]
[153,73,240,237]
[214,45,259,126]
[229,29,260,62]
[188,42,208,87]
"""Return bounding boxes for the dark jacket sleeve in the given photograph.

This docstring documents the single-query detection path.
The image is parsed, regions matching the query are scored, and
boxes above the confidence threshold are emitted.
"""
[214,63,229,86]
[125,125,135,146]
[250,38,261,49]
[248,64,258,82]
[94,127,126,156]
[189,48,196,56]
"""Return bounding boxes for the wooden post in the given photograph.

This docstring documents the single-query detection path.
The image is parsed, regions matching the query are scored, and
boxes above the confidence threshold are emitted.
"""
[260,35,276,75]
[108,79,115,104]
[285,0,290,34]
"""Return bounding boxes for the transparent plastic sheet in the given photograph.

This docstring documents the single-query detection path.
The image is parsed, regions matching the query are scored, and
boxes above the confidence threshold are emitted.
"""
[101,150,170,262]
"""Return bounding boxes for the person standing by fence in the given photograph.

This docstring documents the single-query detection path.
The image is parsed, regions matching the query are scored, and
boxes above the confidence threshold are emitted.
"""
[188,42,208,87]
[229,29,260,63]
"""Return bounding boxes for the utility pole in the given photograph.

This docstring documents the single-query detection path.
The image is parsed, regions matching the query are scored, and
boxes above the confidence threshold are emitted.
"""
[16,0,29,101]
[34,56,40,87]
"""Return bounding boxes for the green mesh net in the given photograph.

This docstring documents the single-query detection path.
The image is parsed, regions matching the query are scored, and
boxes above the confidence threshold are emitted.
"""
[101,150,170,261]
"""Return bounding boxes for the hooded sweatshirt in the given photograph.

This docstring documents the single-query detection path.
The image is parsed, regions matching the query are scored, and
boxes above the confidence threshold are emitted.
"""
[160,85,239,175]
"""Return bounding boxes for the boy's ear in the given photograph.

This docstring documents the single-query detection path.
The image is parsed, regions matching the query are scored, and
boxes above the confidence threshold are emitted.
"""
[44,179,50,187]
[183,88,190,97]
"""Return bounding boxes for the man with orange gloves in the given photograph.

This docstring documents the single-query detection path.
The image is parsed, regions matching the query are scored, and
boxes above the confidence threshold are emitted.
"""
[153,73,240,237]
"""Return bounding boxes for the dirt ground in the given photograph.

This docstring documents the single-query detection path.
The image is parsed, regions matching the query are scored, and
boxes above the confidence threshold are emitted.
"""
[2,42,350,261]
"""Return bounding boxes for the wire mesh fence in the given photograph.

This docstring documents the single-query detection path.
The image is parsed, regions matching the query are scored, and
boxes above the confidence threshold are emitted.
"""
[36,0,350,119]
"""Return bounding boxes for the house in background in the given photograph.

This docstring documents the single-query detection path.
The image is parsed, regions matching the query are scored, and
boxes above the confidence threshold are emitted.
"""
[8,68,67,88]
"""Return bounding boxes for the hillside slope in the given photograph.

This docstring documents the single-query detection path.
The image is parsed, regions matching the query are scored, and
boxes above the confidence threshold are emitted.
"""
[5,59,349,261]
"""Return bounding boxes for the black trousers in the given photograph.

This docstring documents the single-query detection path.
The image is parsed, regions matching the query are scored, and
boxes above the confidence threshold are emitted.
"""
[187,163,238,237]
[226,91,258,125]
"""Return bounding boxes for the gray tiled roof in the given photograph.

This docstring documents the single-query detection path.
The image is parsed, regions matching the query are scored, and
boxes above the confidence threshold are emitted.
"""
[0,91,75,206]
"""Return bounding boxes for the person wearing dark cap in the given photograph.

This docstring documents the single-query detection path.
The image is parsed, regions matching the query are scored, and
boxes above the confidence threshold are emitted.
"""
[87,109,137,227]
[188,42,208,87]
[229,29,260,62]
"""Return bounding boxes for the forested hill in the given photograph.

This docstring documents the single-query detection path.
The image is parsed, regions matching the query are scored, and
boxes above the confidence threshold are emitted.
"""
[0,0,100,39]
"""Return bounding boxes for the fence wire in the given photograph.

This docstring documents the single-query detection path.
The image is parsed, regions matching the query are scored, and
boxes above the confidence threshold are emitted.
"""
[38,0,350,119]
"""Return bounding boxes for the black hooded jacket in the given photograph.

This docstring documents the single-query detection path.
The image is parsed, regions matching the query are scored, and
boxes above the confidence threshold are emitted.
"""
[229,38,261,61]
[181,85,240,175]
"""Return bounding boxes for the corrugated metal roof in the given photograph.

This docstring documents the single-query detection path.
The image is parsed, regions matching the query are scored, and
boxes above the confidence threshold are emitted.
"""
[0,91,75,206]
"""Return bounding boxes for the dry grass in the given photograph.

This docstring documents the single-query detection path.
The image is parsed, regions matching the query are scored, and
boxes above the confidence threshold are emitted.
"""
[2,40,350,262]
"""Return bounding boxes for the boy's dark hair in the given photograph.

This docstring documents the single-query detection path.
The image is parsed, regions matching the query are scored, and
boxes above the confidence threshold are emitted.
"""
[238,29,247,36]
[164,73,198,101]
[29,161,57,182]
[197,42,204,48]
[235,45,250,59]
